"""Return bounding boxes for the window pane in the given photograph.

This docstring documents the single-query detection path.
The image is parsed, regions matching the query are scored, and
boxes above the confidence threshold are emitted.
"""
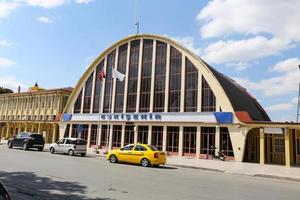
[202,76,216,111]
[83,72,94,113]
[93,60,104,113]
[184,58,198,112]
[103,51,116,113]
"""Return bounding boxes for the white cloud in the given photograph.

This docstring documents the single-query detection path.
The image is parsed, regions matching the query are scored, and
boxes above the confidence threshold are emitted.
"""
[0,58,15,68]
[75,0,94,4]
[197,0,300,42]
[0,1,18,18]
[0,76,28,92]
[225,62,250,71]
[234,57,300,96]
[292,97,299,105]
[172,36,202,56]
[202,36,291,64]
[25,0,69,8]
[0,40,11,47]
[37,16,53,24]
[266,103,294,112]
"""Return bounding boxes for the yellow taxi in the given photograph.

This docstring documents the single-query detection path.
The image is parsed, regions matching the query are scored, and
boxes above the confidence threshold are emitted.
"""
[106,144,166,167]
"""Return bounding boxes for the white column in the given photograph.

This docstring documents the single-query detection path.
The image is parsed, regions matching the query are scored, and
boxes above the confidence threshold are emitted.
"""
[162,125,167,152]
[90,69,96,113]
[215,126,220,156]
[180,55,185,112]
[97,125,102,147]
[136,39,143,112]
[108,125,113,150]
[148,125,152,145]
[197,72,202,112]
[164,44,170,112]
[69,124,72,137]
[121,124,125,147]
[123,42,131,113]
[179,126,184,157]
[111,48,119,113]
[134,125,138,144]
[87,124,92,147]
[259,128,265,165]
[196,126,201,158]
[149,40,157,112]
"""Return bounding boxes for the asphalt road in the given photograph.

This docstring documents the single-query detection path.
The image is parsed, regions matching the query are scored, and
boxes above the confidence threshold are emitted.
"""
[0,144,300,200]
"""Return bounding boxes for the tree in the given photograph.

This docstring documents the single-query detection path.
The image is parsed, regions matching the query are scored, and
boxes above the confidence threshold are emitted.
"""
[0,87,13,94]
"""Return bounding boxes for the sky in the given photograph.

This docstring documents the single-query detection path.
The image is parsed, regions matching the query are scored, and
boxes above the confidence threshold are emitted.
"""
[0,0,300,122]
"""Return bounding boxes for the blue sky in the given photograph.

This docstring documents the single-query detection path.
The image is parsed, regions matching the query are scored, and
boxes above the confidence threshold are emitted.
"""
[0,0,300,121]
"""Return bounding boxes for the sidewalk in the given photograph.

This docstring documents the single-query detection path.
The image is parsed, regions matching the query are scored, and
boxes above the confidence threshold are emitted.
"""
[166,156,300,182]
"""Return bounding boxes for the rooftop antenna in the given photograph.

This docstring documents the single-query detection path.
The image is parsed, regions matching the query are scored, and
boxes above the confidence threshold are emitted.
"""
[134,0,139,35]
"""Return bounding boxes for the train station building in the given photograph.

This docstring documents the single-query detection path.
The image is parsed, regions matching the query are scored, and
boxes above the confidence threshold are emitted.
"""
[59,34,300,167]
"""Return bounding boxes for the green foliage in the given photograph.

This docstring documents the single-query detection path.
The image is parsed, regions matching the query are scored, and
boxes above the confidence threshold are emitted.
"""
[0,87,13,94]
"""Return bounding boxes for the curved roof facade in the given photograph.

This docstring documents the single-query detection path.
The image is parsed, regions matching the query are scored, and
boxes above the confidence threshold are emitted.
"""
[63,34,270,122]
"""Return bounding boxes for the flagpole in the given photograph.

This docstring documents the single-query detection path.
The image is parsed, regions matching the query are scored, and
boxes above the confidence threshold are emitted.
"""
[106,67,114,152]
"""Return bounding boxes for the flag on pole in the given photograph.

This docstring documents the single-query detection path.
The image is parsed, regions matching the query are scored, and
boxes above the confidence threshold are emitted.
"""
[112,68,126,82]
[99,69,106,81]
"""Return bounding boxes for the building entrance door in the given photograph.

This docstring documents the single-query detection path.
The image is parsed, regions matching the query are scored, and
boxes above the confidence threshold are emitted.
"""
[265,134,285,165]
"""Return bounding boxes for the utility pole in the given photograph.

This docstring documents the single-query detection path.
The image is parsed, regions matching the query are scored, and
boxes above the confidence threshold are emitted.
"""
[297,65,300,122]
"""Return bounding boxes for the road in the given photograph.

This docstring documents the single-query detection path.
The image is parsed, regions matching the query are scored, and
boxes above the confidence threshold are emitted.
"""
[0,144,300,200]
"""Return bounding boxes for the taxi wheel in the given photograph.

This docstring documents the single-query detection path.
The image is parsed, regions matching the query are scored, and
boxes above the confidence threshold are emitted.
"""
[109,155,118,163]
[8,142,12,149]
[68,150,74,156]
[141,158,150,167]
[50,147,55,154]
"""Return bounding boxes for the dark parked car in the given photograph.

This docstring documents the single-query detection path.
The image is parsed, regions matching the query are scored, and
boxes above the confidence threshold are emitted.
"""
[8,132,45,151]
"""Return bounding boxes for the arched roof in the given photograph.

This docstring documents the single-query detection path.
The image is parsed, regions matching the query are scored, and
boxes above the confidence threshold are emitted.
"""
[63,34,270,122]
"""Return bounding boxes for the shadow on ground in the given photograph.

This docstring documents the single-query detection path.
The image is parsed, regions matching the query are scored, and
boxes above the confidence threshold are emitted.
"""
[0,171,114,200]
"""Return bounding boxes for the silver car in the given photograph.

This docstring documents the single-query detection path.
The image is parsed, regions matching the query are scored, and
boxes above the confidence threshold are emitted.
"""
[49,138,87,156]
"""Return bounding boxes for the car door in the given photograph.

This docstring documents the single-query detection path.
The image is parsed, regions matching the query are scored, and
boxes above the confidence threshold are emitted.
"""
[55,139,65,153]
[64,139,74,153]
[118,145,134,162]
[12,133,22,146]
[131,145,147,164]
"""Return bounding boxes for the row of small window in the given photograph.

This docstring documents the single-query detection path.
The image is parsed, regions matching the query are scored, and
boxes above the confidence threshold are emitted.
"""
[0,96,60,110]
[64,124,234,157]
[74,39,216,114]
[1,115,56,121]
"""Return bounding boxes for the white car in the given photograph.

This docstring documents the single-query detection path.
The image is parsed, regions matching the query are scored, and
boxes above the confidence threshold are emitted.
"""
[49,138,87,156]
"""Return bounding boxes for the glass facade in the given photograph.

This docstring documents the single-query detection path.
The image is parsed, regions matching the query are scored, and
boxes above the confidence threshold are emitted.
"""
[114,44,128,113]
[185,58,198,112]
[112,125,122,147]
[103,50,116,113]
[153,41,167,112]
[139,39,153,112]
[83,72,94,113]
[125,125,134,145]
[90,125,98,146]
[138,126,148,144]
[167,126,179,153]
[168,47,182,112]
[152,126,163,151]
[100,125,110,148]
[201,127,216,154]
[126,40,140,112]
[220,127,234,156]
[183,127,197,155]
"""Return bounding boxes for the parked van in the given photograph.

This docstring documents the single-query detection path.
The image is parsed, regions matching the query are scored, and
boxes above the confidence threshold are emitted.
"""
[49,138,87,156]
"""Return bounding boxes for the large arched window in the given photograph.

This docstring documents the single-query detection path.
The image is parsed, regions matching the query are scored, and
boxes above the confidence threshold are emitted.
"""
[74,89,82,113]
[93,60,104,113]
[114,43,128,113]
[185,58,198,112]
[168,47,182,112]
[126,40,140,112]
[153,41,167,112]
[202,76,216,111]
[139,39,153,112]
[83,72,94,113]
[103,50,116,113]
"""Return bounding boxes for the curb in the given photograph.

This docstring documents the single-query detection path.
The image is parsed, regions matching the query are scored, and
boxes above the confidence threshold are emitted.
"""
[166,164,225,173]
[254,174,300,183]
